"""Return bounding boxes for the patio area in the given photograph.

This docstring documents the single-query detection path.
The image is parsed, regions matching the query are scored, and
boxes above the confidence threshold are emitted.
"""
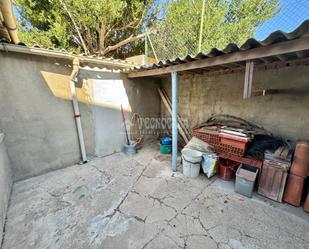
[2,143,309,249]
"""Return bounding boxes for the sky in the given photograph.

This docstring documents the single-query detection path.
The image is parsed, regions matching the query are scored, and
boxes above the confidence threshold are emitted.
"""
[255,0,309,40]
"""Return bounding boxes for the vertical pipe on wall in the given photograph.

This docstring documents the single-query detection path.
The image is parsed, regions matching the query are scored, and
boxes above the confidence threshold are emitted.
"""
[0,0,20,44]
[171,71,178,172]
[70,58,88,163]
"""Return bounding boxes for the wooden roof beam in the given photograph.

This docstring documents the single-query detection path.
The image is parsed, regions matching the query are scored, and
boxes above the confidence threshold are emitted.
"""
[128,37,309,78]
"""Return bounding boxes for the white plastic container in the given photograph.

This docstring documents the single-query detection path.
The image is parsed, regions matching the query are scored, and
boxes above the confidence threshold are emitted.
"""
[181,148,203,177]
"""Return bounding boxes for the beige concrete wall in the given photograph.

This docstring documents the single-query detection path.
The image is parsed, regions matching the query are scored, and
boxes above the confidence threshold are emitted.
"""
[0,51,160,180]
[0,134,12,246]
[161,65,309,141]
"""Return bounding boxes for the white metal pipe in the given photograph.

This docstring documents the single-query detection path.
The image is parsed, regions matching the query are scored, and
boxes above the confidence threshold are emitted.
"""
[70,58,87,163]
[171,71,178,172]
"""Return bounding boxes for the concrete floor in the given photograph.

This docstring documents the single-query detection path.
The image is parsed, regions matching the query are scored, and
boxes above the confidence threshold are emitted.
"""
[2,143,309,249]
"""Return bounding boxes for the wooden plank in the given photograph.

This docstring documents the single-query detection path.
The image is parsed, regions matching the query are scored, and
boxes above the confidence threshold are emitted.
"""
[243,62,249,99]
[128,37,309,78]
[252,89,280,96]
[160,88,191,138]
[243,61,254,99]
[158,88,190,144]
[247,61,254,99]
[243,62,250,99]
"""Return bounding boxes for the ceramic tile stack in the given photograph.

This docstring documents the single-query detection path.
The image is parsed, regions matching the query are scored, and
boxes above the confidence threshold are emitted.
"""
[284,141,309,208]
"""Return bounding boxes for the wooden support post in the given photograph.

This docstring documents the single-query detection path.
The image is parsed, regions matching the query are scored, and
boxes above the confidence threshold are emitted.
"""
[243,61,254,99]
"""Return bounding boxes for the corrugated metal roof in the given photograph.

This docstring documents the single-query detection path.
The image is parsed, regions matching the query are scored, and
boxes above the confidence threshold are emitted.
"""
[132,19,309,72]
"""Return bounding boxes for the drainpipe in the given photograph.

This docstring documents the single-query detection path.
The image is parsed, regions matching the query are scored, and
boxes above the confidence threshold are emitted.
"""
[0,0,20,44]
[171,71,178,172]
[70,57,88,163]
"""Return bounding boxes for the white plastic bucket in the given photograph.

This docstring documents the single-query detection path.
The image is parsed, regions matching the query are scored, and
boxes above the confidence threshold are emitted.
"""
[181,149,202,177]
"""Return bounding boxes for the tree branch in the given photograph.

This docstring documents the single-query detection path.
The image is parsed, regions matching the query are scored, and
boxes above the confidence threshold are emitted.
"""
[114,18,140,31]
[105,6,147,39]
[59,0,89,55]
[105,18,140,39]
[102,33,145,55]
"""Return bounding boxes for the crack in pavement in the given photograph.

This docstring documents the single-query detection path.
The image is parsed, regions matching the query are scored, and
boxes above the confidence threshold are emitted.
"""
[140,228,165,249]
[88,160,149,246]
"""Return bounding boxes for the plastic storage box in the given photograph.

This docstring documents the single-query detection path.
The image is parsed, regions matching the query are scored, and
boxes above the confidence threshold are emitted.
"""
[235,164,258,198]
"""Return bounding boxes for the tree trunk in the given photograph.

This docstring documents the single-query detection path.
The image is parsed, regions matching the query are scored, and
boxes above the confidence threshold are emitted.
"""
[99,22,106,55]
[59,0,89,55]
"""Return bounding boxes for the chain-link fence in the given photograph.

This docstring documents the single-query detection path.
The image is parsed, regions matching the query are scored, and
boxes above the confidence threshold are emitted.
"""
[146,0,309,62]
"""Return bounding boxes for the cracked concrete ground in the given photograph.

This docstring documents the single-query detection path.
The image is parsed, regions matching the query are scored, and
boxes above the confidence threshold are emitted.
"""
[2,143,309,249]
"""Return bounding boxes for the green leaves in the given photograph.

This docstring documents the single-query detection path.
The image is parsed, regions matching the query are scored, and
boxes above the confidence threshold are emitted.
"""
[15,0,279,59]
[15,0,156,57]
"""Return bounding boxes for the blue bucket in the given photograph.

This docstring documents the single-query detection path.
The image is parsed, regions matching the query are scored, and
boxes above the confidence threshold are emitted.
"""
[160,137,172,145]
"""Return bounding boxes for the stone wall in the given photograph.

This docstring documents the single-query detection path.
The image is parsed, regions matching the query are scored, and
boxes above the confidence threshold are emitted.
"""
[0,51,160,180]
[0,134,12,246]
[161,65,309,141]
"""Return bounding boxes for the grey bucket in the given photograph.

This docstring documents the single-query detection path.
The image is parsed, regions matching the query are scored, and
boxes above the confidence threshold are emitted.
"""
[123,143,137,155]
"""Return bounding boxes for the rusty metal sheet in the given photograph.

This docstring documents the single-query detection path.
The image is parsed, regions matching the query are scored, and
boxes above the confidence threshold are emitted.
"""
[283,174,305,207]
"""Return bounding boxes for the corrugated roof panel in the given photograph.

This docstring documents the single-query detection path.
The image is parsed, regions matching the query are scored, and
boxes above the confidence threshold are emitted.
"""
[133,20,309,72]
[0,42,138,68]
